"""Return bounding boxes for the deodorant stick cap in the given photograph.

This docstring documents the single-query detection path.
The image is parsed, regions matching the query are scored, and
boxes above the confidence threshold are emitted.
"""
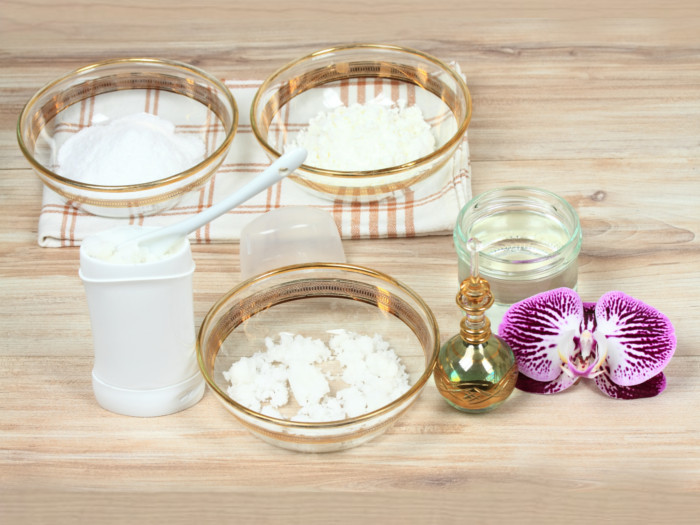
[239,206,345,280]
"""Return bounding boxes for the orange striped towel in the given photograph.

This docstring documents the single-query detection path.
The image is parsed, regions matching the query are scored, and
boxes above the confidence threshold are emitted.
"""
[37,80,471,247]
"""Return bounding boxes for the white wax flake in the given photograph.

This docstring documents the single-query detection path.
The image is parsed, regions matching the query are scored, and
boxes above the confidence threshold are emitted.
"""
[57,112,206,185]
[292,396,345,423]
[223,355,289,411]
[264,332,331,366]
[287,100,436,171]
[330,331,410,413]
[287,362,330,407]
[222,331,411,422]
[260,405,284,419]
[336,386,368,418]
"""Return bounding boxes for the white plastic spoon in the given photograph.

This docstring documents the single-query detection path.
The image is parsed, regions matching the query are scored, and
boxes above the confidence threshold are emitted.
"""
[117,148,307,259]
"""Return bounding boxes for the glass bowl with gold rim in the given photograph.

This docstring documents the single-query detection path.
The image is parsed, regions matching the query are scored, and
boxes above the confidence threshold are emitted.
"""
[251,44,471,202]
[196,263,440,453]
[17,58,237,218]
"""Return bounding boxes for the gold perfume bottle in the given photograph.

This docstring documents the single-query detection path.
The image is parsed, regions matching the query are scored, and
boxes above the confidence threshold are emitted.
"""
[434,238,518,413]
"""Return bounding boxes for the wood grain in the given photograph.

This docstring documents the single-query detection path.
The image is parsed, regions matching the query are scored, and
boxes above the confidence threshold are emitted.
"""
[1,1,699,523]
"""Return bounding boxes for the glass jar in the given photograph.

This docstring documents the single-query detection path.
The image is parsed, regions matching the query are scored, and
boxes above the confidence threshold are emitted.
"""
[454,187,582,327]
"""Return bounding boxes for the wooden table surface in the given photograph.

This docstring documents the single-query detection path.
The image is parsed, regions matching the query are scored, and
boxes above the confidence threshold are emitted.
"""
[2,1,699,523]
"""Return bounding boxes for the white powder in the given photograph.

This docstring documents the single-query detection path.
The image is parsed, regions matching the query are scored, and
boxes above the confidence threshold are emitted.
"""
[288,100,436,171]
[222,331,411,422]
[57,112,206,185]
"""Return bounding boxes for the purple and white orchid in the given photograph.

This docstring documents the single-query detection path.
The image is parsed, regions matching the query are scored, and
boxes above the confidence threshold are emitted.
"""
[497,288,676,399]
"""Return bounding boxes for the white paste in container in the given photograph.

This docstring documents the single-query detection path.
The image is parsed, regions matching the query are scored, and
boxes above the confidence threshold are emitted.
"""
[288,100,436,171]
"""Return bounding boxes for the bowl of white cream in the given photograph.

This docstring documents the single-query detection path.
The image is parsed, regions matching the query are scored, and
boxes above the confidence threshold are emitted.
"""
[17,58,238,218]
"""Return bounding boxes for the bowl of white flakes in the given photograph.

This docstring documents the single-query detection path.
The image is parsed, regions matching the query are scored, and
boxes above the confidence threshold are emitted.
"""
[196,263,440,452]
[251,44,471,202]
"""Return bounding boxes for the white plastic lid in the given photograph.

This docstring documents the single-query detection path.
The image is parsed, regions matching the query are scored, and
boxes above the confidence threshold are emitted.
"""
[239,206,346,280]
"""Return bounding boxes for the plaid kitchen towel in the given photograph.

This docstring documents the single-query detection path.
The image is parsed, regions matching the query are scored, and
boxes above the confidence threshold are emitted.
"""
[38,79,472,247]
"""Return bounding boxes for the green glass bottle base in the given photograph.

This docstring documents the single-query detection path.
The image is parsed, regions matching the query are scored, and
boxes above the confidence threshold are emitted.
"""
[433,333,518,413]
[442,397,505,414]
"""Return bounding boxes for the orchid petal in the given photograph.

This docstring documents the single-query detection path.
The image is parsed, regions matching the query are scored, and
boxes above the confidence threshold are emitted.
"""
[594,291,676,386]
[594,369,667,399]
[498,288,583,382]
[516,370,578,394]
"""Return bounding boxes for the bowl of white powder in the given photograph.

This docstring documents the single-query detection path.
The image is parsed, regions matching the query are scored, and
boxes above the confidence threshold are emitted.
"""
[251,44,471,202]
[17,58,237,217]
[196,263,440,452]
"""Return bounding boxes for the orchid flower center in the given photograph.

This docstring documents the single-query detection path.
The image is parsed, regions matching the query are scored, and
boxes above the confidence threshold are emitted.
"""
[559,330,607,379]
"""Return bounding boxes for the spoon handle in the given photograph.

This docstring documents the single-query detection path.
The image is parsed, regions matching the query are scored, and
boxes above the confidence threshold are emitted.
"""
[181,148,306,235]
[136,148,307,253]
